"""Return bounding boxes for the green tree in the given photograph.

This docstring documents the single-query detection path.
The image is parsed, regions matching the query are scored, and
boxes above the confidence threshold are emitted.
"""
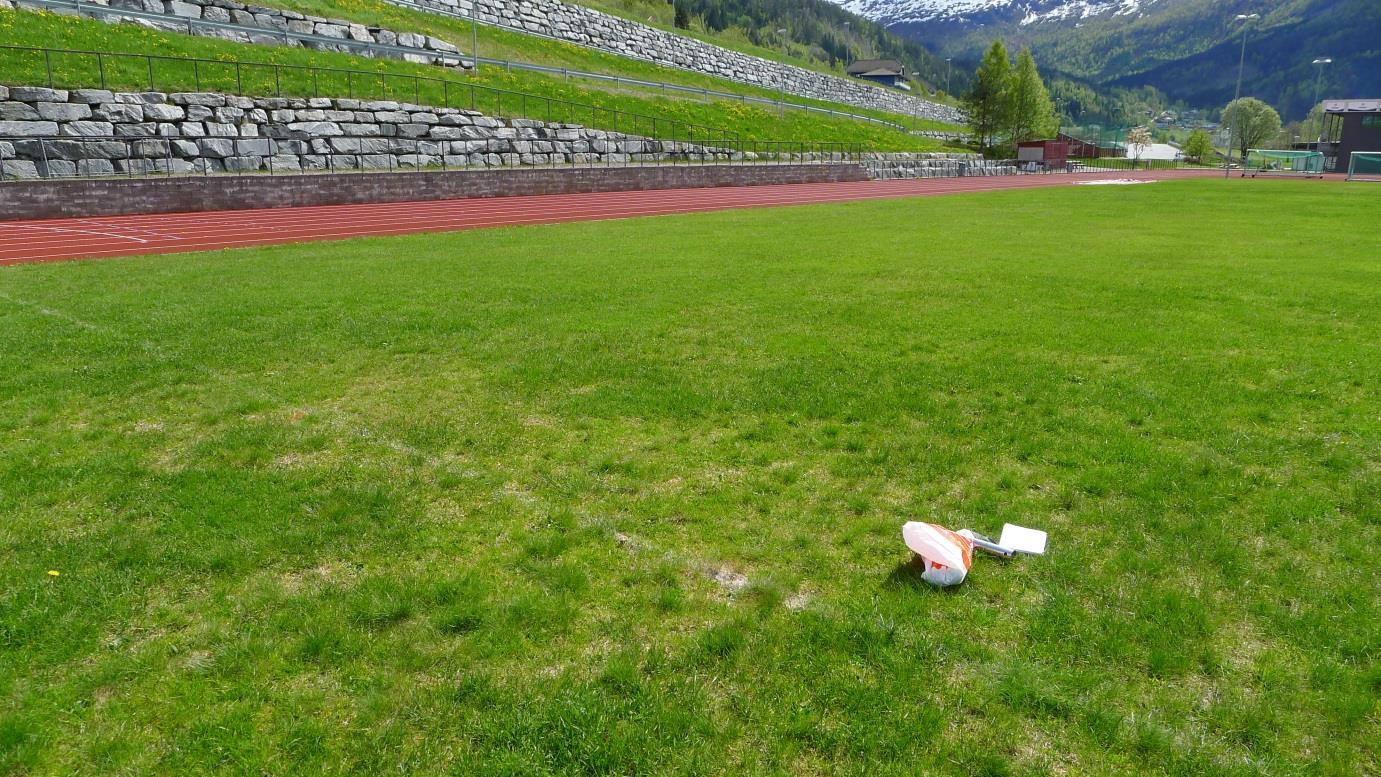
[1006,47,1057,143]
[965,39,1011,151]
[1182,128,1213,163]
[1223,97,1282,163]
[673,2,691,29]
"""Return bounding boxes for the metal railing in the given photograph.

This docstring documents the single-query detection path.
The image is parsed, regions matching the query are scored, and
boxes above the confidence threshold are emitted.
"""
[0,134,865,182]
[13,0,941,133]
[1062,157,1206,172]
[0,44,732,144]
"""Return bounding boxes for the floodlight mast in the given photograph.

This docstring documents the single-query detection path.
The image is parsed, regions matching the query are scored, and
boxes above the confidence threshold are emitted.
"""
[776,28,788,117]
[1225,13,1260,178]
[1311,57,1332,142]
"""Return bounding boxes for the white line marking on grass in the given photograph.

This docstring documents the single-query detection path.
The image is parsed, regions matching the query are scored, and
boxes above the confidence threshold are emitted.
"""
[0,290,443,469]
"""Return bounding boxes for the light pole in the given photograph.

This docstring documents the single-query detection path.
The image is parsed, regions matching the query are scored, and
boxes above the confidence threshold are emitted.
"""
[1311,57,1331,143]
[776,28,787,117]
[1224,13,1259,177]
[945,57,951,97]
[471,0,479,73]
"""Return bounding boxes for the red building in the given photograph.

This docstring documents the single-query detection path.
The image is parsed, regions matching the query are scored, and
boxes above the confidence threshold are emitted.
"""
[1016,139,1069,169]
[1056,132,1111,158]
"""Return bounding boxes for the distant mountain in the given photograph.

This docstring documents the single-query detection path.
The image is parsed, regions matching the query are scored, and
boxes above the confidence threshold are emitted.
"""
[826,0,1381,119]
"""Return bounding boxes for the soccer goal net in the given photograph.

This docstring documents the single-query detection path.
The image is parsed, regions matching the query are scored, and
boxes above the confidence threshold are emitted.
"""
[1242,149,1325,177]
[1345,151,1381,182]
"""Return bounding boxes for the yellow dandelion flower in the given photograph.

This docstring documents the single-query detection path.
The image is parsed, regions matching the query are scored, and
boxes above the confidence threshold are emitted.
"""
[48,570,61,577]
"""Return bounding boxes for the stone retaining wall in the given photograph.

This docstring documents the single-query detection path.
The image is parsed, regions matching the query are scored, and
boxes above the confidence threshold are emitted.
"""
[2,0,961,125]
[0,85,745,178]
[0,163,869,220]
[8,0,469,68]
[399,0,963,124]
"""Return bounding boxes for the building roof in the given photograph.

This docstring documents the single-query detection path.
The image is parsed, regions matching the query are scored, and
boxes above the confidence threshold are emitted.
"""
[1323,99,1380,113]
[847,59,905,77]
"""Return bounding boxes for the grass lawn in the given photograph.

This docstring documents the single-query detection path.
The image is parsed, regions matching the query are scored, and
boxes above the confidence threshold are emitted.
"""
[1,179,1378,775]
[0,8,961,148]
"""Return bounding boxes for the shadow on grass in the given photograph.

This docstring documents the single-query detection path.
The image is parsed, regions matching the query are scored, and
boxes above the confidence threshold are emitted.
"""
[884,555,964,594]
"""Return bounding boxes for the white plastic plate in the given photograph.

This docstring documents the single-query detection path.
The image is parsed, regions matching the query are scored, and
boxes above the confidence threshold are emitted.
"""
[998,523,1047,555]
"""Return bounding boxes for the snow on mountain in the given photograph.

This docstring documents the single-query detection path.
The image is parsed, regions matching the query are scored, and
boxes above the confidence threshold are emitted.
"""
[832,0,1152,27]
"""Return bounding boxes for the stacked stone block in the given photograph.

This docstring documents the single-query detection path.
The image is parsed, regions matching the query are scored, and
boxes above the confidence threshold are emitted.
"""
[4,0,961,125]
[0,86,749,179]
[8,0,468,68]
[393,0,965,123]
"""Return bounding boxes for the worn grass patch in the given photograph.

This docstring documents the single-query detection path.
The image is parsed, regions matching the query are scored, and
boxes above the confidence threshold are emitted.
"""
[1,179,1378,774]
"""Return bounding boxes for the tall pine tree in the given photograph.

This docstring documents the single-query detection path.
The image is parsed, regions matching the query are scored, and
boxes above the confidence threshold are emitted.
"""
[1007,47,1057,144]
[965,40,1010,151]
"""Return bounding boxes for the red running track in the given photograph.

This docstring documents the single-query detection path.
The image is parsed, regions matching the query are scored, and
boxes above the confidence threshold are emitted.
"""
[0,169,1214,266]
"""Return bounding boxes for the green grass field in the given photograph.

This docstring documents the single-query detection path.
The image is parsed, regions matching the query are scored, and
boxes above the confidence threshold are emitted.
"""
[1,179,1378,775]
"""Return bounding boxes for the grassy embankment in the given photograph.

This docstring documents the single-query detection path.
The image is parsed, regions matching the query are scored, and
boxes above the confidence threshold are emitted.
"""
[2,179,1378,774]
[0,8,962,148]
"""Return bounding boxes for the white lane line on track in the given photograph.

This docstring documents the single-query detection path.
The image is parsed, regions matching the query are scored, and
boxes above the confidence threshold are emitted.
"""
[0,171,1184,239]
[1,178,1094,250]
[1,174,1143,232]
[76,218,186,240]
[0,171,1212,263]
[0,224,155,243]
[1,190,955,255]
[6,197,910,261]
[3,186,1040,259]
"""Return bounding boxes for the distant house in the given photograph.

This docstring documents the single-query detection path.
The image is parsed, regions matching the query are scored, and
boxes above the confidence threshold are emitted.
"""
[846,59,909,90]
